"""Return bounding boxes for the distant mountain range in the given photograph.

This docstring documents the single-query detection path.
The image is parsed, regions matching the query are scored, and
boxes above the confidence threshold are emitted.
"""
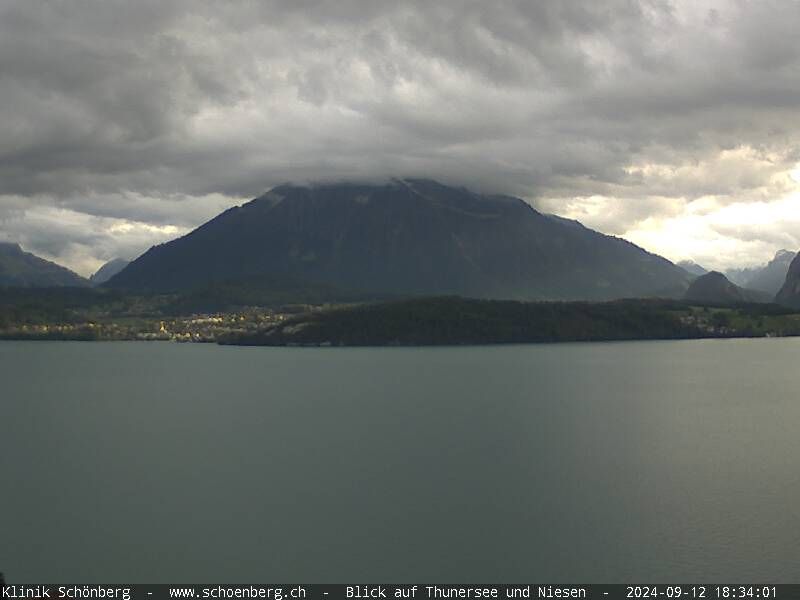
[726,249,796,296]
[0,242,87,287]
[677,260,708,277]
[106,179,691,301]
[675,250,798,305]
[89,258,130,286]
[4,180,798,308]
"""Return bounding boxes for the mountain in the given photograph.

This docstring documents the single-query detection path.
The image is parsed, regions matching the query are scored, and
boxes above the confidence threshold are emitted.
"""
[775,252,800,308]
[0,242,88,288]
[684,271,770,304]
[90,258,130,286]
[726,249,796,295]
[677,260,708,277]
[744,249,795,295]
[106,179,691,301]
[724,267,751,287]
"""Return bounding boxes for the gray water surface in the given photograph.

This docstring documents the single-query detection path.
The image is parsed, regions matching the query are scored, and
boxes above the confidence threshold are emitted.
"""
[1,339,799,582]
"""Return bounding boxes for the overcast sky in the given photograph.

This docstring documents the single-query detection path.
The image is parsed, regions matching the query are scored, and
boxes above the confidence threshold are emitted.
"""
[2,0,800,276]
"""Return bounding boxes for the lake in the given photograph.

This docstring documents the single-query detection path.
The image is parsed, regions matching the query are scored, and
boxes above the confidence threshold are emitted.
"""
[1,339,798,582]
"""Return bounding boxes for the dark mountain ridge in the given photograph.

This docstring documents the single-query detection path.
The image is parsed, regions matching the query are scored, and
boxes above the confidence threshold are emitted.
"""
[107,179,690,301]
[775,252,800,308]
[684,271,770,304]
[0,242,88,288]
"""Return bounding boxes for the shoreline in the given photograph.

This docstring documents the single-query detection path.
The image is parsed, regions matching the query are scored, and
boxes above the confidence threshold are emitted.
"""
[2,329,798,347]
[5,295,800,347]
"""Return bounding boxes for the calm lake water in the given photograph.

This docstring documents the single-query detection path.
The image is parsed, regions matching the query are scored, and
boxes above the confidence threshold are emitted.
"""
[1,339,799,583]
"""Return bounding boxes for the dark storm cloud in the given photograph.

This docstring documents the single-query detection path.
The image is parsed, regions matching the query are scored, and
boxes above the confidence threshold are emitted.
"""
[1,0,800,273]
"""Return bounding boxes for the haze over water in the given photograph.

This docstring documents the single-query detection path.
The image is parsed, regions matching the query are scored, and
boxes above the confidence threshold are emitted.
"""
[1,339,798,582]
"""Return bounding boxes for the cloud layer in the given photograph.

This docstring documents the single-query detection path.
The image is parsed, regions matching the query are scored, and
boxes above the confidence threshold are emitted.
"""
[2,0,800,275]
